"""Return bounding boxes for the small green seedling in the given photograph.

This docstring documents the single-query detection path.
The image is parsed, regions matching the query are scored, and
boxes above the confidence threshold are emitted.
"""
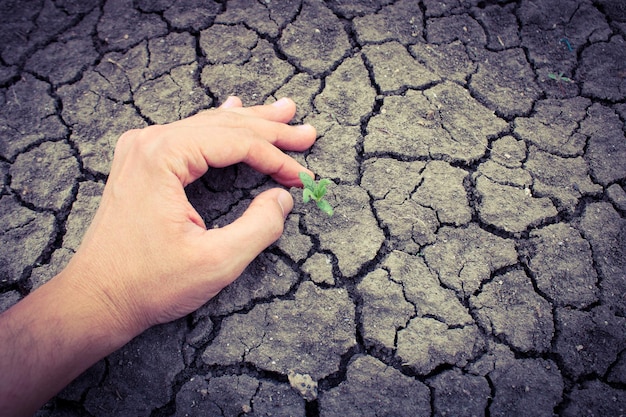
[547,72,572,83]
[299,172,334,216]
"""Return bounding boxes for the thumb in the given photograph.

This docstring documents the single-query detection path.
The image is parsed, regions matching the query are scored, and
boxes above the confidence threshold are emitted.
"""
[204,188,293,283]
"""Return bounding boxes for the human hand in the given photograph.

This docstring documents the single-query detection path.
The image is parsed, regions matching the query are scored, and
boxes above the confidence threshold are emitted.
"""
[64,96,316,339]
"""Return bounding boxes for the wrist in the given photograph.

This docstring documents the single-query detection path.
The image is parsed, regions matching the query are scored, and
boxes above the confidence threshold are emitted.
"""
[59,255,147,345]
[0,266,137,415]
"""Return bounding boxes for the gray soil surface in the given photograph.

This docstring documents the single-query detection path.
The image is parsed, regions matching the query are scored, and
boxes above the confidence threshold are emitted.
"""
[1,0,625,416]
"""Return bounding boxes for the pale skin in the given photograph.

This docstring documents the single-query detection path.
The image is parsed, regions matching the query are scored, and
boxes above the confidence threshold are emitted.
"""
[0,96,317,416]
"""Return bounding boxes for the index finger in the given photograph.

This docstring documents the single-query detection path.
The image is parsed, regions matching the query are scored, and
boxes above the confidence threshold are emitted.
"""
[175,104,317,152]
[154,121,315,187]
[219,96,297,125]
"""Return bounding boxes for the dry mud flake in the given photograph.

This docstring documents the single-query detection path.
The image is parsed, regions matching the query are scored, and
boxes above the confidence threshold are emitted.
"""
[84,321,186,417]
[319,355,431,417]
[524,222,598,308]
[578,35,626,101]
[366,83,507,163]
[362,158,437,253]
[326,0,394,18]
[161,0,220,31]
[361,157,425,201]
[578,202,626,314]
[364,91,434,158]
[314,55,377,126]
[412,160,471,226]
[363,41,440,93]
[134,64,211,124]
[580,103,626,186]
[215,0,300,38]
[58,71,147,175]
[475,160,532,189]
[396,317,484,375]
[97,0,167,50]
[357,269,415,349]
[199,252,299,316]
[490,136,527,169]
[488,352,563,417]
[374,196,438,253]
[353,0,424,45]
[0,0,84,65]
[427,368,491,417]
[514,97,590,157]
[270,72,322,123]
[0,74,67,160]
[301,252,334,286]
[423,223,518,298]
[10,141,80,211]
[200,24,258,65]
[382,250,474,327]
[554,305,626,379]
[278,0,351,76]
[525,147,601,213]
[475,176,558,234]
[202,282,356,381]
[275,214,313,263]
[0,2,39,64]
[25,37,98,85]
[201,38,294,105]
[562,379,626,417]
[0,196,55,284]
[470,269,554,353]
[101,32,197,93]
[470,48,542,118]
[175,375,304,417]
[426,13,486,46]
[303,185,385,277]
[473,3,520,50]
[306,125,360,182]
[410,41,476,84]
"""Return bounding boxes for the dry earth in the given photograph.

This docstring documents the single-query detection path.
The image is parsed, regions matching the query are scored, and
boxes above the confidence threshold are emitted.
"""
[1,0,626,416]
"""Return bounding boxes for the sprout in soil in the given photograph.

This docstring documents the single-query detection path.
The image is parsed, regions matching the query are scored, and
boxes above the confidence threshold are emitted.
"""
[298,172,334,216]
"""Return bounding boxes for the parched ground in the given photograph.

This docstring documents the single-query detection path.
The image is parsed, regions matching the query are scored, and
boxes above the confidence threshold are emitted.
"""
[1,0,626,416]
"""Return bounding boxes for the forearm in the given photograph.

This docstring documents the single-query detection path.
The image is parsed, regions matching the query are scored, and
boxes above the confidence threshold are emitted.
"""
[0,269,135,416]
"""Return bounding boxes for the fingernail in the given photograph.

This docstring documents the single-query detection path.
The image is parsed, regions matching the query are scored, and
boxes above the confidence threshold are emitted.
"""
[221,96,237,108]
[277,190,293,219]
[296,123,314,132]
[272,97,290,108]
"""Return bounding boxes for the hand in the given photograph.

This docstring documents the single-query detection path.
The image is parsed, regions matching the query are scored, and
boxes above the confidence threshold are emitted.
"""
[68,96,317,337]
[0,97,315,416]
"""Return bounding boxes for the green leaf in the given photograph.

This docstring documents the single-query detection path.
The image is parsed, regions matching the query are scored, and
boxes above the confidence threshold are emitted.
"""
[315,179,331,199]
[299,172,315,191]
[302,188,314,203]
[317,178,332,188]
[317,199,334,216]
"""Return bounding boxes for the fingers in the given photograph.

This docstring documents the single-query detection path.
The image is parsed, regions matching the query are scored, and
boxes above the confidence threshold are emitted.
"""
[121,97,317,187]
[202,188,294,287]
[182,98,317,151]
[168,125,313,187]
[224,97,297,124]
[219,96,242,109]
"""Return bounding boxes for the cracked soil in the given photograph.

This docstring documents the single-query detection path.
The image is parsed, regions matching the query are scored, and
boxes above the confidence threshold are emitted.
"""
[1,0,626,416]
